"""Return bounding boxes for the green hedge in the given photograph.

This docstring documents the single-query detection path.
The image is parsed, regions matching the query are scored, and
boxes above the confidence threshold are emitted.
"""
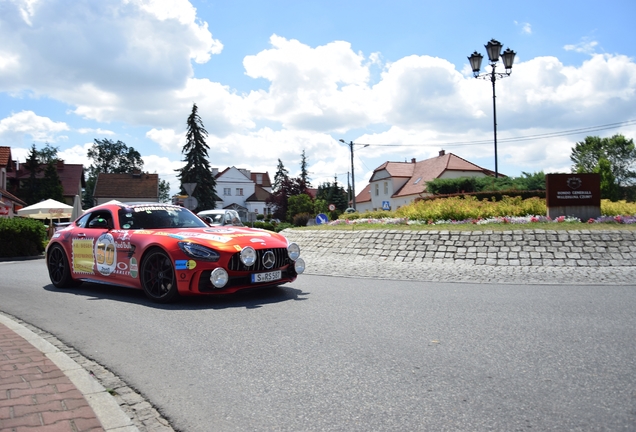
[0,217,48,258]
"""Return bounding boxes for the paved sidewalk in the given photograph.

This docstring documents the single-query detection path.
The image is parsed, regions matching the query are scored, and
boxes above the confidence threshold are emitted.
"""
[0,315,138,432]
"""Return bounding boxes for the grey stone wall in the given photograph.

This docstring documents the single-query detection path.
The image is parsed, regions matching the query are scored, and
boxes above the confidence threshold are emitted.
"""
[283,229,636,267]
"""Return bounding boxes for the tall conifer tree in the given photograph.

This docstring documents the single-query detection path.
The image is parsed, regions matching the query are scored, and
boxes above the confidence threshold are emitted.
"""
[176,103,217,211]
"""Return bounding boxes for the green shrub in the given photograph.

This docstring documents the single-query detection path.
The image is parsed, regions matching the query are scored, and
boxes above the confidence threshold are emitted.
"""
[292,212,311,227]
[0,217,47,258]
[275,222,294,232]
[253,221,275,231]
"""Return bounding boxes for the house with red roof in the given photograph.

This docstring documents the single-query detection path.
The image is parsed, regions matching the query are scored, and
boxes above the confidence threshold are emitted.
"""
[93,171,159,205]
[6,158,85,207]
[210,167,273,220]
[355,150,497,212]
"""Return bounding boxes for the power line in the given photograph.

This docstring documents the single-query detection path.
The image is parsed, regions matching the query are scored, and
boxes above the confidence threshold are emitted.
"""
[352,119,636,148]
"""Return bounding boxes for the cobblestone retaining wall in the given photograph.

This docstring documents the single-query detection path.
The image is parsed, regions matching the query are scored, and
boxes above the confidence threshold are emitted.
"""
[282,229,636,267]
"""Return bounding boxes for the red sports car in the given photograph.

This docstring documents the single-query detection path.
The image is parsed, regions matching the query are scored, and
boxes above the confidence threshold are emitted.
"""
[45,202,305,303]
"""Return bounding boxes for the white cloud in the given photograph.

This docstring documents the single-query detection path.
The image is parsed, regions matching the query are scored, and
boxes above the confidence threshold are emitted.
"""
[514,21,532,35]
[0,0,222,127]
[0,111,69,145]
[564,39,599,54]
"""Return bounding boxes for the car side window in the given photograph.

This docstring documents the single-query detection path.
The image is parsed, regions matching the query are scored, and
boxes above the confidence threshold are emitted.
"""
[87,211,113,229]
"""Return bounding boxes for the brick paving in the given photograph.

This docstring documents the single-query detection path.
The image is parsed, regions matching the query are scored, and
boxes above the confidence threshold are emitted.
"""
[0,322,104,432]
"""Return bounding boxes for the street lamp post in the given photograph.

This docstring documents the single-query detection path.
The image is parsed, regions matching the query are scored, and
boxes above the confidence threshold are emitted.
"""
[468,39,516,178]
[339,139,368,211]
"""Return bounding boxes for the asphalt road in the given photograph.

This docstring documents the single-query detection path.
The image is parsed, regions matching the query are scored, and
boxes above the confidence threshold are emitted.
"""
[1,259,635,431]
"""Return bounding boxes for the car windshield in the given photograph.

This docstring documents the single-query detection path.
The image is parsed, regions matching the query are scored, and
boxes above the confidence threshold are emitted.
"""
[118,205,208,229]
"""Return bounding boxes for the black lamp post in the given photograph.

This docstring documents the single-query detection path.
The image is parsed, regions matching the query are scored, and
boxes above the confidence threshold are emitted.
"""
[339,139,368,211]
[468,39,516,178]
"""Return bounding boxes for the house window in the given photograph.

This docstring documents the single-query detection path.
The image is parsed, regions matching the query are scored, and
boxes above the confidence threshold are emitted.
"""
[223,188,231,196]
[384,182,388,195]
[236,188,244,196]
[375,184,379,196]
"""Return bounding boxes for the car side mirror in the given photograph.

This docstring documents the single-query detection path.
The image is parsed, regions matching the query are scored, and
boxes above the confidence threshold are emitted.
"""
[89,217,110,229]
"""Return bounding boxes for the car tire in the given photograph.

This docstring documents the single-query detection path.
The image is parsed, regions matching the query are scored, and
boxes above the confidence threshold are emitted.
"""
[47,244,81,288]
[140,248,179,303]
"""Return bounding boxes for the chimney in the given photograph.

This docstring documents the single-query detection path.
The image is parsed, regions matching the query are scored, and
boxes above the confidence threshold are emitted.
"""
[212,168,219,177]
[132,168,142,178]
[411,158,416,163]
[56,159,65,170]
[439,150,445,157]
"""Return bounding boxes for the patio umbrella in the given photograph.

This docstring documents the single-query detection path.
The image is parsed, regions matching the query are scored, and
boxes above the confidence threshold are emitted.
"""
[17,198,73,220]
[71,195,83,220]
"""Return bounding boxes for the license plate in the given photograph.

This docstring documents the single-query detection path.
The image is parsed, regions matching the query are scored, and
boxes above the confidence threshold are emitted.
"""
[251,270,282,283]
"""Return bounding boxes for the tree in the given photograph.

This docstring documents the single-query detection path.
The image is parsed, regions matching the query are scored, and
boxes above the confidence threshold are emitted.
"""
[176,103,217,212]
[158,179,171,203]
[571,134,636,187]
[21,145,42,205]
[317,177,348,218]
[594,157,620,201]
[36,143,60,164]
[40,162,64,203]
[299,150,311,188]
[273,159,289,192]
[266,177,308,221]
[83,138,144,208]
[286,193,314,222]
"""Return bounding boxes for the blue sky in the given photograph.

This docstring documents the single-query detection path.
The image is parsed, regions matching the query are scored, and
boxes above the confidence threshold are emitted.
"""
[1,0,635,197]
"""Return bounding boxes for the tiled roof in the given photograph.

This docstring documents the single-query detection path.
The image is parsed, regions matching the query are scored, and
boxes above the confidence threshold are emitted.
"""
[250,172,272,187]
[8,160,84,198]
[0,147,11,168]
[245,184,272,202]
[395,153,491,197]
[0,188,27,206]
[94,173,159,199]
[355,183,372,203]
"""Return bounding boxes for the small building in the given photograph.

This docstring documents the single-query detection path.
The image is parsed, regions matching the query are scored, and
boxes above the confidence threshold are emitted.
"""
[93,172,159,205]
[210,167,273,221]
[5,156,85,207]
[356,150,497,212]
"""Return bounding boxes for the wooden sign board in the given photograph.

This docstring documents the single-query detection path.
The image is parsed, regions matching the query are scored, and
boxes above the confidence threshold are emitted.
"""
[545,173,601,220]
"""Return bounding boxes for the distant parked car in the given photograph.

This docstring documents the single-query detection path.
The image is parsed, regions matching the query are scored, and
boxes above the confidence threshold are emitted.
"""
[45,201,305,303]
[197,209,242,226]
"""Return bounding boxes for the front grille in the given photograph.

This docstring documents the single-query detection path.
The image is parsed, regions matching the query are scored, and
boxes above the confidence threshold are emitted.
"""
[228,247,292,272]
[198,267,298,292]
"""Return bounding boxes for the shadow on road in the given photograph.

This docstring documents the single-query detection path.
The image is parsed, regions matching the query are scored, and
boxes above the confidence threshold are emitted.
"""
[42,282,309,310]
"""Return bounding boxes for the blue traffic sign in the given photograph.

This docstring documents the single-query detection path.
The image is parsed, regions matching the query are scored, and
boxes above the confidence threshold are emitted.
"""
[315,213,329,224]
[382,201,391,210]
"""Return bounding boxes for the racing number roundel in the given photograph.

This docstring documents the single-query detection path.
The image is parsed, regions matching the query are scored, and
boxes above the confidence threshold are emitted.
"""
[95,233,117,276]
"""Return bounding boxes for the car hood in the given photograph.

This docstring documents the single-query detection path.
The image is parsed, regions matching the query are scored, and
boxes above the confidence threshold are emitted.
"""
[135,226,288,250]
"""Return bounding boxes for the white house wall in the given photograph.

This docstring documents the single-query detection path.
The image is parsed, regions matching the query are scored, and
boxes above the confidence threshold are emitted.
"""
[214,167,256,210]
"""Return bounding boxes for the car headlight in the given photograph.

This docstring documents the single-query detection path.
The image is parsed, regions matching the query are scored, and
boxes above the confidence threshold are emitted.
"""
[178,242,220,262]
[240,246,257,266]
[287,242,301,261]
[294,257,305,274]
[210,268,228,288]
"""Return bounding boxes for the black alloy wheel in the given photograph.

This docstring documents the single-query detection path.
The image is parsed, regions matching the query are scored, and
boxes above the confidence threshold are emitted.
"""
[140,248,179,303]
[47,244,81,288]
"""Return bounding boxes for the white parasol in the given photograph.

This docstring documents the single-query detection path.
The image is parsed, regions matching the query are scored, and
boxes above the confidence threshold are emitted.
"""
[17,198,73,220]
